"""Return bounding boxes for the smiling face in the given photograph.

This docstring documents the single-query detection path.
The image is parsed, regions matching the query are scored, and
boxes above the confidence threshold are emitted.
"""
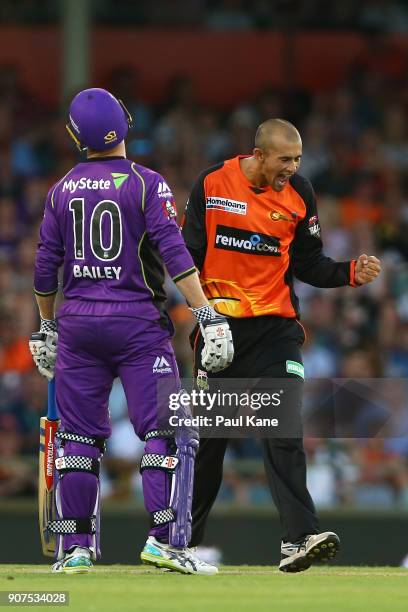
[254,133,302,191]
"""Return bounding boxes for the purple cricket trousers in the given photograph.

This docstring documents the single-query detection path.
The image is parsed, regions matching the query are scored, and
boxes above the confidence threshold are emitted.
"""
[54,313,179,556]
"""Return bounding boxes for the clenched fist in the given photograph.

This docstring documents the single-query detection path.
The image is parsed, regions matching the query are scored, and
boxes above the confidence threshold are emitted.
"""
[355,254,381,286]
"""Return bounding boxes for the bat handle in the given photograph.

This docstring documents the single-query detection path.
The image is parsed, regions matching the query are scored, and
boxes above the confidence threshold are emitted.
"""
[47,379,58,421]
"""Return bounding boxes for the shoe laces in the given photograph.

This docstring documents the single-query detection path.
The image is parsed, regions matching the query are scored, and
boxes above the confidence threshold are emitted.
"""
[296,536,312,552]
[186,548,212,568]
[66,546,90,559]
[282,536,311,555]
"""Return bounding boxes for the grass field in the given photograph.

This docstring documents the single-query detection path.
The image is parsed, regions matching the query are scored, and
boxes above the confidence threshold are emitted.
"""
[1,566,407,611]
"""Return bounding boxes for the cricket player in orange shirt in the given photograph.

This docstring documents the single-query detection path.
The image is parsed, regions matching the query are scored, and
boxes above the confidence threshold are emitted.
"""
[182,118,381,572]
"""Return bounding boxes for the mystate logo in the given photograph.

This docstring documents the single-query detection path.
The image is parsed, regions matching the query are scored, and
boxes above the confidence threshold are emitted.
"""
[62,177,111,193]
[214,225,281,256]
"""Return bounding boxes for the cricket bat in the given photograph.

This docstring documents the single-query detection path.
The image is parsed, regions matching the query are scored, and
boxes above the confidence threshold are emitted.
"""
[38,378,60,556]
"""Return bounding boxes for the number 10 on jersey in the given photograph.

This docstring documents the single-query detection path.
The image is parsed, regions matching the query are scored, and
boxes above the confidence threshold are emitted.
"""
[69,198,123,261]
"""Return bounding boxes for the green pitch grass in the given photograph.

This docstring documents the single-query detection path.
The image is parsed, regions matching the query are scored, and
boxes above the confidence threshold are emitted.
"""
[1,566,407,612]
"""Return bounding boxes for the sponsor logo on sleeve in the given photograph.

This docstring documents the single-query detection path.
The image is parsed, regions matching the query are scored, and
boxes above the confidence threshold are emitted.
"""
[162,199,177,220]
[157,181,173,198]
[206,197,247,215]
[308,215,321,238]
[214,225,281,256]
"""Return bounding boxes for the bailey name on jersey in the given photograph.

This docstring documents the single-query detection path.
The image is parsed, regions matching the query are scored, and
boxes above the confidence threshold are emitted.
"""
[73,264,121,280]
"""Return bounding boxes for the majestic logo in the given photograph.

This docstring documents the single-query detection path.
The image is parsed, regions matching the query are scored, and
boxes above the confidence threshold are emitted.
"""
[153,356,172,374]
[111,173,129,189]
[308,215,321,238]
[206,197,247,215]
[270,210,296,223]
[214,225,281,256]
[62,178,111,193]
[104,130,117,143]
[157,181,173,198]
[162,200,177,220]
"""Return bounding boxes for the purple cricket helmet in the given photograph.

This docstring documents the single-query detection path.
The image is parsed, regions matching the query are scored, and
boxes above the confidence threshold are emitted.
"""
[66,88,132,151]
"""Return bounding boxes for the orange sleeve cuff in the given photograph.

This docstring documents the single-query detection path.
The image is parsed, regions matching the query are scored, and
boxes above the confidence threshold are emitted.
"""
[349,260,360,287]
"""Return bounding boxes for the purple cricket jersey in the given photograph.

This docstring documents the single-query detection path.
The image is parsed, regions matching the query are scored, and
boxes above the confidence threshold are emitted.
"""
[34,157,196,320]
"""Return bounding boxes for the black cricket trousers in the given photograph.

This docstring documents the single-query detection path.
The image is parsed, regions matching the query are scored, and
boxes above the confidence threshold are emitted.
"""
[190,315,320,546]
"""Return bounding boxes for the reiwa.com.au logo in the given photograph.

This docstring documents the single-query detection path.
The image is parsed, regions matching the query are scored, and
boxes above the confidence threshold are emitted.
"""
[214,225,281,256]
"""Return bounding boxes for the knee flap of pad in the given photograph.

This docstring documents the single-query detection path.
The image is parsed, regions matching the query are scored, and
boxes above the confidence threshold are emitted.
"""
[145,437,174,456]
[62,440,102,459]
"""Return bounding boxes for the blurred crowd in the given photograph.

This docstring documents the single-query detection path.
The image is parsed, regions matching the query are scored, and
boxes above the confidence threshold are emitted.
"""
[1,0,408,33]
[0,31,407,510]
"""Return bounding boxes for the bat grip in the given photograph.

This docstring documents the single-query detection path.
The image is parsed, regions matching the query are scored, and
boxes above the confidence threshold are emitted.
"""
[47,379,59,421]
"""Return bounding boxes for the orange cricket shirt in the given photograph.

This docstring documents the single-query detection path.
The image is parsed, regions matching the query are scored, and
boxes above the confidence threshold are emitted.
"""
[182,156,355,318]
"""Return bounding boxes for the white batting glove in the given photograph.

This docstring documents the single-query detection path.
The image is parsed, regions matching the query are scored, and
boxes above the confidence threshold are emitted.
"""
[192,306,234,373]
[29,318,58,381]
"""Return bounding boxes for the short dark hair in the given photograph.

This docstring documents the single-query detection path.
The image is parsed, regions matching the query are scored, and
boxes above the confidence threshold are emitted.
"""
[255,118,301,150]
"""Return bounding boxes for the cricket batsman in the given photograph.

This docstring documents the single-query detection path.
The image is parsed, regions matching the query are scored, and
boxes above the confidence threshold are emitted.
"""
[29,88,233,574]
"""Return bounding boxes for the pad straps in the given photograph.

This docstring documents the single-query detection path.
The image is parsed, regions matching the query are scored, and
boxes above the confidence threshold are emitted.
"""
[140,454,179,474]
[150,508,176,528]
[56,430,106,453]
[55,455,100,476]
[144,429,174,442]
[47,516,97,535]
